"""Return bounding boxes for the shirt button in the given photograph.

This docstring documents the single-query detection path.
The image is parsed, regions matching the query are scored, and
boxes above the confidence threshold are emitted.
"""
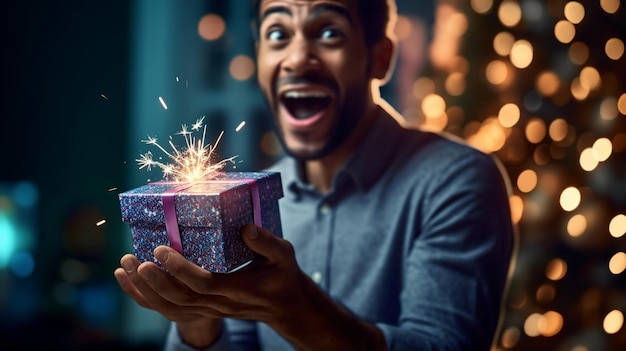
[311,271,323,284]
[319,203,331,215]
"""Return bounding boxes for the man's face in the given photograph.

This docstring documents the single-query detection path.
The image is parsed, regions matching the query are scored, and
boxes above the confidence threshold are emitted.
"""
[256,0,374,160]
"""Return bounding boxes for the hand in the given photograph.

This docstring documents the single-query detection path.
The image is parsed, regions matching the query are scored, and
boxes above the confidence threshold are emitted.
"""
[114,224,387,350]
[114,224,310,346]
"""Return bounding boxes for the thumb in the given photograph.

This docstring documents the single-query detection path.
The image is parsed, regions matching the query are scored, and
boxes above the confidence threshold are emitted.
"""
[241,224,293,263]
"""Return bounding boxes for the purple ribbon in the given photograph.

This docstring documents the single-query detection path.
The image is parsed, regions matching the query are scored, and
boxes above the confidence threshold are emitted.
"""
[159,180,262,255]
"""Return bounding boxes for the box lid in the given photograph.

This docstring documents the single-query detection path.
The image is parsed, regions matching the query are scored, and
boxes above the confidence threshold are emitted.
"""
[118,171,283,226]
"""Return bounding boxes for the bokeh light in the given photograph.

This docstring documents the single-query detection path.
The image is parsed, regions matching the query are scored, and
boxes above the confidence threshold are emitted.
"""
[605,38,625,60]
[603,310,624,334]
[229,55,255,81]
[546,258,568,281]
[498,0,522,28]
[560,187,581,212]
[198,14,225,41]
[564,2,585,24]
[608,252,626,275]
[510,40,533,69]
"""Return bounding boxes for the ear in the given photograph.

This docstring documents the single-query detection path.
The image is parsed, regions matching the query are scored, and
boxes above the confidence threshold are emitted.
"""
[370,37,396,84]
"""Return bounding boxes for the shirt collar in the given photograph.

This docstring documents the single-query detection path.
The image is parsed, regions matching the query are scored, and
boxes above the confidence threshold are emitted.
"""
[339,109,405,191]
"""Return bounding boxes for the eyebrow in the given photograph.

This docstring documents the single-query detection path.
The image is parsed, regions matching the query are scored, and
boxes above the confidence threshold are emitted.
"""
[260,3,354,25]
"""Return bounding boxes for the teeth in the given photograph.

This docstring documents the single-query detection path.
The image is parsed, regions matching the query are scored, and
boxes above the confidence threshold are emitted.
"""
[284,90,328,99]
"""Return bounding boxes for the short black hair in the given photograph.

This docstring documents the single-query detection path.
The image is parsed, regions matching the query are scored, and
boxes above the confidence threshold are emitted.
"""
[249,0,393,47]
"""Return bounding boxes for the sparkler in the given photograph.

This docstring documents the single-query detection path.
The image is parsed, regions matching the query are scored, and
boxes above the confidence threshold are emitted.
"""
[136,116,237,182]
[158,96,168,110]
[235,121,246,132]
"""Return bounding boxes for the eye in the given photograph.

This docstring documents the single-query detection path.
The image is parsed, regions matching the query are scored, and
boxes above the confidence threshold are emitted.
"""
[319,26,344,41]
[267,27,287,42]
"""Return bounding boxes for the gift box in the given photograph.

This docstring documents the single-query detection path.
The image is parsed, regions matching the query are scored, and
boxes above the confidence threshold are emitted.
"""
[118,172,283,273]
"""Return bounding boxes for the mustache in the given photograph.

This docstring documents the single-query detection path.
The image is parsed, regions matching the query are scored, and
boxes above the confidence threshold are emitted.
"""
[274,75,338,94]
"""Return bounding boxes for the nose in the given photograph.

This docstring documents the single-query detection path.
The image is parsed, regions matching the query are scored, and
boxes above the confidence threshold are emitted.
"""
[283,34,318,75]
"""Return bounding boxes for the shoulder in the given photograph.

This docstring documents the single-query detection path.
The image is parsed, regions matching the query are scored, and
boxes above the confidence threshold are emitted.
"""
[392,128,511,195]
[402,128,499,172]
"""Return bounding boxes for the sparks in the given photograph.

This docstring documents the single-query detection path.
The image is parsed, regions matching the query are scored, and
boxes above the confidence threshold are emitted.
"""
[136,117,237,182]
[100,94,109,100]
[158,96,168,110]
[96,219,106,226]
[108,187,118,192]
[235,121,246,132]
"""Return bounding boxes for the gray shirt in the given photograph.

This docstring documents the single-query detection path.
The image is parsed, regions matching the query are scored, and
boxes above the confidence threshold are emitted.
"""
[166,110,516,350]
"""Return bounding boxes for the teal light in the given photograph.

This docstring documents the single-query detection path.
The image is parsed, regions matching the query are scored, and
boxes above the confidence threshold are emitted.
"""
[0,212,17,268]
[10,251,35,278]
[13,181,38,209]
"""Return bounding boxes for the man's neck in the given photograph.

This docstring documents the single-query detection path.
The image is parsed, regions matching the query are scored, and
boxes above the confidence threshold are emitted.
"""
[303,105,380,194]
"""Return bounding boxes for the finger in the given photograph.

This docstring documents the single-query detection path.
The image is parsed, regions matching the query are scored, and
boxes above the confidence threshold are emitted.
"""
[241,224,295,264]
[115,254,170,309]
[114,267,153,309]
[153,245,227,295]
[119,254,189,309]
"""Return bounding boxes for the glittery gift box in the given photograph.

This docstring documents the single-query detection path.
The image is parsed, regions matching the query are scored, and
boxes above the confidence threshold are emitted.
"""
[118,172,283,273]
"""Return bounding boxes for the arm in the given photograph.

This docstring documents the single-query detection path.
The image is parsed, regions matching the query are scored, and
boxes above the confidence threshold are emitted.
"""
[379,152,515,350]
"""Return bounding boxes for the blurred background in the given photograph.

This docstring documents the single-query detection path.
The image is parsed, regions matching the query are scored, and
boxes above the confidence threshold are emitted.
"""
[1,0,624,350]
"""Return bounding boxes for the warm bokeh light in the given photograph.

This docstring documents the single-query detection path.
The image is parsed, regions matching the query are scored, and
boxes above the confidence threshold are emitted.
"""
[427,0,626,349]
[198,14,226,41]
[445,12,469,37]
[600,97,619,120]
[510,195,523,224]
[498,103,520,127]
[619,93,626,115]
[567,214,587,237]
[412,77,436,100]
[467,118,507,153]
[568,41,589,65]
[579,66,601,91]
[486,60,509,85]
[525,118,546,144]
[500,326,520,348]
[609,214,626,238]
[536,283,556,304]
[560,187,581,212]
[498,0,522,28]
[510,40,533,69]
[579,147,599,171]
[605,38,625,60]
[603,310,624,334]
[493,31,515,56]
[536,71,560,97]
[524,313,542,337]
[608,252,626,275]
[471,0,494,14]
[564,2,585,24]
[445,72,466,96]
[517,169,537,193]
[538,311,564,337]
[546,258,567,281]
[571,77,590,101]
[229,55,255,81]
[554,20,576,44]
[394,15,412,42]
[421,94,446,119]
[549,118,568,142]
[600,0,621,14]
[592,137,612,162]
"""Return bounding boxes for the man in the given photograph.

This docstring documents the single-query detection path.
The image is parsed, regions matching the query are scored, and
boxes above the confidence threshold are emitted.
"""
[114,0,516,350]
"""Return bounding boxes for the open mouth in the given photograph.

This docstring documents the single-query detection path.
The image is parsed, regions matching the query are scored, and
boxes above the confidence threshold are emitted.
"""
[281,90,331,120]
